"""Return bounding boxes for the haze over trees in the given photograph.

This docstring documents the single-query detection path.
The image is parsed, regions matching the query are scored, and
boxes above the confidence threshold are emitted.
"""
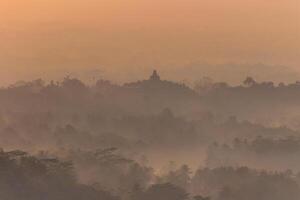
[1,71,300,199]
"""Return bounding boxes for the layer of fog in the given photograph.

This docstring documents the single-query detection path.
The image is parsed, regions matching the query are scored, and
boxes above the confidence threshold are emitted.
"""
[1,72,300,199]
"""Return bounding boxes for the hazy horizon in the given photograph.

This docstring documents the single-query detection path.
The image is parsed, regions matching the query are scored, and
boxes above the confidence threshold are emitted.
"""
[1,0,300,85]
[1,63,300,87]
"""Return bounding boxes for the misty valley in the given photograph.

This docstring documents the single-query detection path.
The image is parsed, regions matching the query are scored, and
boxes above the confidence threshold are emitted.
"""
[1,71,300,200]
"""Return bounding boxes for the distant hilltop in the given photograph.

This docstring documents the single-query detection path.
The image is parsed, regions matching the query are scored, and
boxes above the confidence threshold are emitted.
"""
[120,70,198,101]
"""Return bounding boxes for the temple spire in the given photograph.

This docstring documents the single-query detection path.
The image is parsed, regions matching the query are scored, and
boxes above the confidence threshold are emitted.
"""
[149,70,160,81]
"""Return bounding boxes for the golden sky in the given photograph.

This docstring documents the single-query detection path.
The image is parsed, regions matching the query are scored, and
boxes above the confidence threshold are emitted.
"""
[0,0,299,84]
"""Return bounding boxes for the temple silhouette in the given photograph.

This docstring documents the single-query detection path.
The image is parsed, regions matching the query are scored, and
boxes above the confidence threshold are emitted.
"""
[122,70,197,98]
[149,70,161,81]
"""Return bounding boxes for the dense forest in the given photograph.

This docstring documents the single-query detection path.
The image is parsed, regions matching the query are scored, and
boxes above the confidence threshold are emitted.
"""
[1,71,300,199]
